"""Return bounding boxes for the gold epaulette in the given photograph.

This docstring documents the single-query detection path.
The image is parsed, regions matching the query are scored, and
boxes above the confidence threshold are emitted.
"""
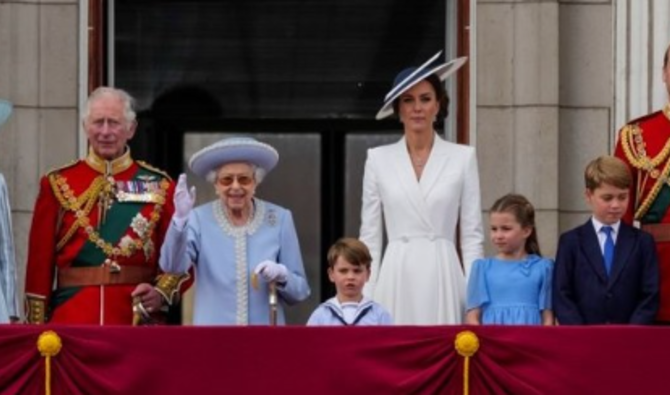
[45,159,80,177]
[137,161,172,181]
[618,124,645,170]
[155,272,191,305]
[625,108,666,126]
[619,121,670,171]
[25,293,47,324]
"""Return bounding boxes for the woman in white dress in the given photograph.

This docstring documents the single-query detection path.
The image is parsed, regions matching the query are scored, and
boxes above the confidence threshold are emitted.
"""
[360,51,484,325]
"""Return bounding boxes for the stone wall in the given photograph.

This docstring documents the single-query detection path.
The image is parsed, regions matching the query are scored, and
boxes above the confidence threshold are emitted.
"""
[0,0,80,309]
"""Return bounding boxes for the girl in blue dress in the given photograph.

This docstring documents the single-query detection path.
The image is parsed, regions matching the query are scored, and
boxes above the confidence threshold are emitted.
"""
[465,194,554,325]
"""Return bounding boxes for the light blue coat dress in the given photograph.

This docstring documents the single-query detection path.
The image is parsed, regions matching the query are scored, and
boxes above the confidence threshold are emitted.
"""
[307,297,393,326]
[0,175,17,323]
[160,198,310,325]
[466,254,553,325]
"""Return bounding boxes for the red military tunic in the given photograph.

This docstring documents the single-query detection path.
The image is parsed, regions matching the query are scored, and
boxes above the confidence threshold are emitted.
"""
[614,104,670,321]
[24,149,175,325]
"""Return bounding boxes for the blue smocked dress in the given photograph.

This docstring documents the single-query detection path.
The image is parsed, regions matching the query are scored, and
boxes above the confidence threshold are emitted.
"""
[466,254,553,325]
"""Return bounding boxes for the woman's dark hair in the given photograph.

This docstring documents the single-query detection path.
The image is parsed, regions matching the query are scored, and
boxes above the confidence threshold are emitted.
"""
[490,193,542,256]
[391,74,449,121]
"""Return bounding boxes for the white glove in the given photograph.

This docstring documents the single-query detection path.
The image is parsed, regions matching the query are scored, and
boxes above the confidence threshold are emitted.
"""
[174,173,196,220]
[254,260,288,283]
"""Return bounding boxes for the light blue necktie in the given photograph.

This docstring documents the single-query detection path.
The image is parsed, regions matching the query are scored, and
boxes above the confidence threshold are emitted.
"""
[602,226,615,275]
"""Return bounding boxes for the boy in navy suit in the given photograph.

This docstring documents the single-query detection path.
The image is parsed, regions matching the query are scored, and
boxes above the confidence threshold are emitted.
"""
[553,155,659,324]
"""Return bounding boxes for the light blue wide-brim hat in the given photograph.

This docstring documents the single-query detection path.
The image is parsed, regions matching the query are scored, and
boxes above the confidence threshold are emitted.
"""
[189,136,279,179]
[375,51,468,120]
[0,100,13,127]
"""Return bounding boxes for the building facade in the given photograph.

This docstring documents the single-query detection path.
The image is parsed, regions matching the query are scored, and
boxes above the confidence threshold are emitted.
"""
[0,0,667,321]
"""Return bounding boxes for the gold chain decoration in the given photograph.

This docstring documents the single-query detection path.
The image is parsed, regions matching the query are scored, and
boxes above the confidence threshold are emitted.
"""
[50,174,107,250]
[619,107,670,219]
[37,330,62,395]
[619,124,670,171]
[50,172,168,259]
[634,155,670,220]
[455,330,480,395]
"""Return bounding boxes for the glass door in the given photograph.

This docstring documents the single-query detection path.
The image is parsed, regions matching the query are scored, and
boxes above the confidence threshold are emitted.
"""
[104,0,463,324]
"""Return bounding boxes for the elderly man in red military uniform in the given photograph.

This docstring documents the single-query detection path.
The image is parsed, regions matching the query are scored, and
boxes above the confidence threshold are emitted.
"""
[24,87,185,325]
[614,44,670,323]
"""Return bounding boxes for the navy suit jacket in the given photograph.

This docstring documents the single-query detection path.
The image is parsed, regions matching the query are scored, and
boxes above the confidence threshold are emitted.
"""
[553,220,659,324]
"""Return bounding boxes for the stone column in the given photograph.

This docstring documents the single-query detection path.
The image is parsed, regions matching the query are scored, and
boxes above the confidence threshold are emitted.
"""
[0,1,80,311]
[558,1,614,234]
[476,0,560,257]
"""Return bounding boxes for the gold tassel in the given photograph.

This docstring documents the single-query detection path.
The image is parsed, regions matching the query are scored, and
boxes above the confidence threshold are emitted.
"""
[455,330,480,395]
[37,330,62,395]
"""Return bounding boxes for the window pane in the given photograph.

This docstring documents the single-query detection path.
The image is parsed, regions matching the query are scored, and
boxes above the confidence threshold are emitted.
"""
[114,0,445,119]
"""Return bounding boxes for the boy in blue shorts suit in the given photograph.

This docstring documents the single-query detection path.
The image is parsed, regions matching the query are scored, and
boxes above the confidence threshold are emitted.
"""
[307,238,392,326]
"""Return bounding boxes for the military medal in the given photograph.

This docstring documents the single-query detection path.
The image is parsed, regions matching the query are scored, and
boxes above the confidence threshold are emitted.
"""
[116,178,163,203]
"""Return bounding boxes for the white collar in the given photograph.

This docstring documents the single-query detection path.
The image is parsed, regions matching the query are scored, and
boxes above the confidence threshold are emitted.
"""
[591,217,621,235]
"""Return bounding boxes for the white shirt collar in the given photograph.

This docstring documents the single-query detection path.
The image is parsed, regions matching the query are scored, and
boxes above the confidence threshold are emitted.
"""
[591,217,621,235]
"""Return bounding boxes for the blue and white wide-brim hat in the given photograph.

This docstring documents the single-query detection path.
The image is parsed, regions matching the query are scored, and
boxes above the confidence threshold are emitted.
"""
[375,51,467,120]
[0,100,13,127]
[189,136,279,179]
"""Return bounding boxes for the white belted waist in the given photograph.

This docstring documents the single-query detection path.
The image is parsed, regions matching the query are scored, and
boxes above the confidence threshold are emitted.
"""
[389,234,449,243]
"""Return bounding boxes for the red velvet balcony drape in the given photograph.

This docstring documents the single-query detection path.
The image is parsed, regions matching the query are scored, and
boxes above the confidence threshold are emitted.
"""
[0,325,665,395]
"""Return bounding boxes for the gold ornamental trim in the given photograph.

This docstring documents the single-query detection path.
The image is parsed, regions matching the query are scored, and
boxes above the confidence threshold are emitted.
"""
[155,272,191,305]
[619,111,670,220]
[49,172,168,259]
[455,330,479,395]
[37,330,62,395]
[25,294,46,324]
[85,147,133,175]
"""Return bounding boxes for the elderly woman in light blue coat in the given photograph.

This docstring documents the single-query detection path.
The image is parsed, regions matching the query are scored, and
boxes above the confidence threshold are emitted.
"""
[159,137,310,325]
[0,100,18,323]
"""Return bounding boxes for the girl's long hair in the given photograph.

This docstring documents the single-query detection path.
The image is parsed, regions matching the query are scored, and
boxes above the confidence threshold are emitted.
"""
[490,193,541,256]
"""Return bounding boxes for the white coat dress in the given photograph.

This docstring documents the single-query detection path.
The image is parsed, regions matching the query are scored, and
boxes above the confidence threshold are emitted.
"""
[359,134,484,325]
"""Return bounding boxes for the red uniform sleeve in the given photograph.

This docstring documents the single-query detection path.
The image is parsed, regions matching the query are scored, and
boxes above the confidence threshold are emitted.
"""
[25,176,60,303]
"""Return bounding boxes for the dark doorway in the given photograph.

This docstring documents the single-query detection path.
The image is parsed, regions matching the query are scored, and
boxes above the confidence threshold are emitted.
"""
[106,0,459,323]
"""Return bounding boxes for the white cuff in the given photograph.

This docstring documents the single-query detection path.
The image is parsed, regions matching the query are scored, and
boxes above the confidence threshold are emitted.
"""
[172,215,188,230]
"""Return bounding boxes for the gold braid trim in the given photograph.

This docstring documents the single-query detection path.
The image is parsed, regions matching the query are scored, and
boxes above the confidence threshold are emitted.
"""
[154,272,191,305]
[49,174,108,251]
[619,119,670,220]
[634,154,670,220]
[50,172,169,259]
[619,124,670,171]
[137,161,172,181]
[25,294,46,324]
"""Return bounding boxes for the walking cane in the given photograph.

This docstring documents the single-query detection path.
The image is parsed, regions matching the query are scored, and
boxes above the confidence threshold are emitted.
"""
[269,281,278,326]
[252,273,279,326]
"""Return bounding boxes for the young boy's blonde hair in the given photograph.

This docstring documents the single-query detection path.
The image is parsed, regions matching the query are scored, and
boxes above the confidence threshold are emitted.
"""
[584,155,632,191]
[327,238,372,270]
